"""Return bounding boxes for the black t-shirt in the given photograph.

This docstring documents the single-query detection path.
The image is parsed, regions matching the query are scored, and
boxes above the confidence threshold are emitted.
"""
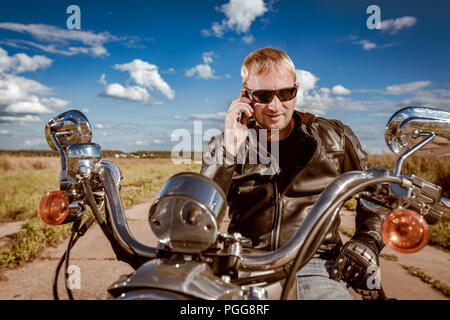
[263,113,316,192]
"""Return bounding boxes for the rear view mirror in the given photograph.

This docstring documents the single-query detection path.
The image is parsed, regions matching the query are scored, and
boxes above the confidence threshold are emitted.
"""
[45,110,92,151]
[385,106,450,157]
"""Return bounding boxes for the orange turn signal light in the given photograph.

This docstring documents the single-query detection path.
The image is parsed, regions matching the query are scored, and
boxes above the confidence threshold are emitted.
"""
[382,209,429,253]
[39,191,69,226]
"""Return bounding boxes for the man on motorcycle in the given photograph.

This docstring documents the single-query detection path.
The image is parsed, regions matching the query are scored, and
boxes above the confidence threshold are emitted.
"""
[200,47,384,299]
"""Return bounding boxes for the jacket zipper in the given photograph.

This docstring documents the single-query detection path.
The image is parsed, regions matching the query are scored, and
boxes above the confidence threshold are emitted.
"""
[271,182,281,250]
[248,128,283,251]
[270,126,320,250]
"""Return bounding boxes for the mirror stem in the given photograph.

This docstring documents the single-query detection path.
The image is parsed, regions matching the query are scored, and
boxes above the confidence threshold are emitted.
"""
[394,132,435,176]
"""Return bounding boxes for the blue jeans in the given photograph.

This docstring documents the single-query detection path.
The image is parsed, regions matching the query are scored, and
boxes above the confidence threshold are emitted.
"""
[296,258,354,300]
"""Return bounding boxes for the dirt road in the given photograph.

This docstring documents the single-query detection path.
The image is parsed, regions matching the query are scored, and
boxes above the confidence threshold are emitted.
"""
[0,202,448,300]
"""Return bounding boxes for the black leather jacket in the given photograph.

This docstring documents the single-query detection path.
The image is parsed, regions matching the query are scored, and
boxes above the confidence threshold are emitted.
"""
[201,111,384,257]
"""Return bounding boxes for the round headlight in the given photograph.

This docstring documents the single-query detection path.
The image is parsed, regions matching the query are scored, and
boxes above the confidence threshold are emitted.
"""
[149,173,226,253]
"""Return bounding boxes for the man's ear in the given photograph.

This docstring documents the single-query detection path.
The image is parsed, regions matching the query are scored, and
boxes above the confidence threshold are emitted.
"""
[295,82,300,89]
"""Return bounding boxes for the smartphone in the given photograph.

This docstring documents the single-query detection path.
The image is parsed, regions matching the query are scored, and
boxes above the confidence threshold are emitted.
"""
[239,90,253,124]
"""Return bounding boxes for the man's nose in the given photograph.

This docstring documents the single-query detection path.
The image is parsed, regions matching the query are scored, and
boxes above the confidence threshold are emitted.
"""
[267,94,282,112]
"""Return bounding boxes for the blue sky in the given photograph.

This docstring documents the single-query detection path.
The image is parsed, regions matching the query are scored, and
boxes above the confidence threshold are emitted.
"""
[0,0,449,154]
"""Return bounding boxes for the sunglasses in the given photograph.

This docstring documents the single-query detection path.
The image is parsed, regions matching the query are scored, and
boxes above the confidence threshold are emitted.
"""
[244,85,298,104]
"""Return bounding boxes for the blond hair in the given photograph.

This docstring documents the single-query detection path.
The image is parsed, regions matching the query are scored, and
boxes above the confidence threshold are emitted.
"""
[241,47,296,87]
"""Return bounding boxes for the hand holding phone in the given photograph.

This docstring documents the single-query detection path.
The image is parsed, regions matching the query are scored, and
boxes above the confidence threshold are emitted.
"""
[238,90,254,124]
[223,90,254,156]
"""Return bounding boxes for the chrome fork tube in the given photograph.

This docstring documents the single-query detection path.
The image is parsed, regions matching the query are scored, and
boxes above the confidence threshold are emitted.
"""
[97,162,157,259]
[50,131,69,190]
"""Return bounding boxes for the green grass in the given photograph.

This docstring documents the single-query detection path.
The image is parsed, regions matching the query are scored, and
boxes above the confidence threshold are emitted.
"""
[0,217,72,268]
[368,154,449,198]
[0,159,200,222]
[429,213,450,250]
[118,160,201,208]
[0,169,59,222]
[379,253,398,261]
[343,198,357,211]
[338,225,355,238]
[0,158,200,269]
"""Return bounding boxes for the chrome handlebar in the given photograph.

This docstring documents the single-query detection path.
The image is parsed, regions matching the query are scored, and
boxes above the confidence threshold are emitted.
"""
[240,172,408,271]
[59,153,447,273]
[96,166,425,272]
[97,162,157,259]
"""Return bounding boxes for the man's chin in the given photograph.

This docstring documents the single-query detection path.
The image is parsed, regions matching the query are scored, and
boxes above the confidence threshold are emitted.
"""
[262,118,287,130]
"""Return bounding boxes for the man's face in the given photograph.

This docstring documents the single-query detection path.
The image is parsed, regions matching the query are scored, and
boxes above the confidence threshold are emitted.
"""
[245,64,297,131]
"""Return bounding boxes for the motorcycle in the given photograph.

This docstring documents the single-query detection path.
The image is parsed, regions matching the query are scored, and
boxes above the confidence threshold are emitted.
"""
[38,106,450,300]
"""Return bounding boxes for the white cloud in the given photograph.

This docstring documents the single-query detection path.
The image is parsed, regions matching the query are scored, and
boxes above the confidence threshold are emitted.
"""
[332,85,351,95]
[24,138,46,146]
[101,83,161,104]
[353,39,377,50]
[135,140,148,145]
[348,35,397,51]
[0,114,41,122]
[354,85,450,113]
[295,69,372,115]
[370,112,392,118]
[186,64,217,80]
[175,112,227,121]
[0,23,113,57]
[5,97,52,114]
[152,139,162,144]
[0,73,51,102]
[296,70,319,93]
[40,97,70,109]
[185,52,221,80]
[399,89,450,111]
[81,108,89,113]
[0,47,52,73]
[114,59,175,100]
[0,51,70,118]
[347,122,388,153]
[380,16,417,35]
[203,0,268,39]
[100,59,175,105]
[202,51,214,64]
[386,81,431,95]
[166,67,175,74]
[296,90,333,116]
[242,34,255,44]
[318,88,331,95]
[7,40,105,57]
[0,129,9,134]
[0,23,110,44]
[95,123,105,129]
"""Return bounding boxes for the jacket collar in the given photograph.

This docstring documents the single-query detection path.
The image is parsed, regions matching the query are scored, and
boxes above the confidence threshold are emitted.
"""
[295,110,316,127]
